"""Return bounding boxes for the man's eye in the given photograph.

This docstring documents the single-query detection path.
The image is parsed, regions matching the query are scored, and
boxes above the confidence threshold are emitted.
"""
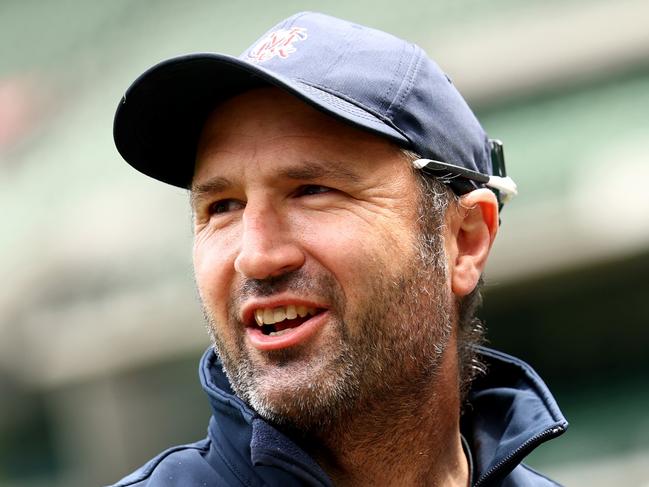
[296,185,332,196]
[208,199,244,215]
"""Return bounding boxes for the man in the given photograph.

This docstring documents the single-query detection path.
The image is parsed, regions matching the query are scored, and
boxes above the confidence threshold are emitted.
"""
[112,12,567,487]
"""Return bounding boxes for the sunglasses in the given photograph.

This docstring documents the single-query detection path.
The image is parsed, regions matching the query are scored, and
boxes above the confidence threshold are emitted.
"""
[413,139,517,209]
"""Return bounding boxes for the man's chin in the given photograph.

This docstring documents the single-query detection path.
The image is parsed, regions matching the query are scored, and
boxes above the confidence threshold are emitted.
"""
[233,352,359,430]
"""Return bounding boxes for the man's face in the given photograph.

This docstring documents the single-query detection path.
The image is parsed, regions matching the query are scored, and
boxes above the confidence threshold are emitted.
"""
[192,88,454,430]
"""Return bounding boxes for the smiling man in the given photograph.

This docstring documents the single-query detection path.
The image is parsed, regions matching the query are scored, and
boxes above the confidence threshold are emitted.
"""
[112,11,567,487]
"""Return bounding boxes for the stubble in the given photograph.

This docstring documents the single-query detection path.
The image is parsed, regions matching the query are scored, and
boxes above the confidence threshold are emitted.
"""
[202,227,452,434]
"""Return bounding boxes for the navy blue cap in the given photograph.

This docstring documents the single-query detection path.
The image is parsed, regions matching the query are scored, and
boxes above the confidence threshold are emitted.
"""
[114,11,496,191]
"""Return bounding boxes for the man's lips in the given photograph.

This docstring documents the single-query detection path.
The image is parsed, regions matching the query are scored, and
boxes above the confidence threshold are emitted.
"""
[246,310,329,351]
[253,303,318,327]
[240,298,329,351]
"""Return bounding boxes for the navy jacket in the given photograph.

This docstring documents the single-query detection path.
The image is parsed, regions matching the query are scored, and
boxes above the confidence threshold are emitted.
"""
[111,347,568,487]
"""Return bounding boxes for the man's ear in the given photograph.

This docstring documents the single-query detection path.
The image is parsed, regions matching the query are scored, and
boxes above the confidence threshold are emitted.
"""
[448,188,499,297]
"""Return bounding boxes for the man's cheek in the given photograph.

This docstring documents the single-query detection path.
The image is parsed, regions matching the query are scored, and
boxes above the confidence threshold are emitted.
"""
[194,246,230,299]
[195,273,230,345]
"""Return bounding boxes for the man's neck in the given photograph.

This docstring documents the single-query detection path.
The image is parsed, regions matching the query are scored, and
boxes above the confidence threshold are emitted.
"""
[303,351,469,486]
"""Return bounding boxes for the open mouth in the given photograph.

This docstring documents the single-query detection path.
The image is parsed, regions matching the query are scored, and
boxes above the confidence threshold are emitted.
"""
[253,305,324,336]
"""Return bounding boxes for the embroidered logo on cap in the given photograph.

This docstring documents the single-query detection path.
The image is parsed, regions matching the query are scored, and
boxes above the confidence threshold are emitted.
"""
[247,27,308,63]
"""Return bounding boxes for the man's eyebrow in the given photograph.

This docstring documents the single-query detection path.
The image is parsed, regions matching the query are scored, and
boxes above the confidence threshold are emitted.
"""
[279,160,361,183]
[191,176,231,207]
[190,160,362,207]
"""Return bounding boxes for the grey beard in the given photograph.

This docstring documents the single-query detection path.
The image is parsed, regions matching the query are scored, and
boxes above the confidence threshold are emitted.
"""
[202,232,452,434]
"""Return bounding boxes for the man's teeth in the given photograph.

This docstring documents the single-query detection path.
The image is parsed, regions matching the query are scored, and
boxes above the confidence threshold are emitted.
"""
[254,305,317,326]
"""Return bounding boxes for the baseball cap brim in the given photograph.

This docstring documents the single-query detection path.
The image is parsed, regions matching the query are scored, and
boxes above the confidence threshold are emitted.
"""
[113,53,409,189]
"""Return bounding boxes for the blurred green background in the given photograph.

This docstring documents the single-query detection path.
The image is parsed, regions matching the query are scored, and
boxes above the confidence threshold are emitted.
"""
[1,1,648,485]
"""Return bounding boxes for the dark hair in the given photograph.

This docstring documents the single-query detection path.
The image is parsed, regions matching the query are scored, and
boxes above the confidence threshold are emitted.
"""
[403,150,488,401]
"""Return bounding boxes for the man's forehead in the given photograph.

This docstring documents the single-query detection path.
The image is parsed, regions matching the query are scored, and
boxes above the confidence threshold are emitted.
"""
[197,88,391,148]
[193,88,409,186]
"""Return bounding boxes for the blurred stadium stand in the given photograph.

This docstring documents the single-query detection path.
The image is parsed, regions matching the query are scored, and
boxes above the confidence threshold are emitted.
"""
[1,0,648,485]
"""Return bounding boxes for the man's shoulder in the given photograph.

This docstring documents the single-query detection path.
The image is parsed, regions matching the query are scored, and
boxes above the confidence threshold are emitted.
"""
[107,438,218,487]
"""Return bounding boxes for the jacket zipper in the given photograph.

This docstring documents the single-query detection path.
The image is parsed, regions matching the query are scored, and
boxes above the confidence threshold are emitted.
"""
[473,424,566,487]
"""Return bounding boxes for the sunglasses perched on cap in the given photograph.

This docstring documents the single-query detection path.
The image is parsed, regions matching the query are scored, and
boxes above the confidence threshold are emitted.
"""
[413,139,517,210]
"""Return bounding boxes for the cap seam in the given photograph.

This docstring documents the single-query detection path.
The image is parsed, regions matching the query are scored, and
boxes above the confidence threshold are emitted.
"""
[295,78,408,137]
[382,41,407,109]
[387,44,423,119]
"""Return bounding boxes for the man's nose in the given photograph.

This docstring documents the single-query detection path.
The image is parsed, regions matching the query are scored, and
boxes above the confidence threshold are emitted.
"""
[233,201,305,280]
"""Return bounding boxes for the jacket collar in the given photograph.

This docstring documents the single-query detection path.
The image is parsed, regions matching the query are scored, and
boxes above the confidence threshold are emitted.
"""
[199,348,333,486]
[199,346,567,486]
[463,347,568,486]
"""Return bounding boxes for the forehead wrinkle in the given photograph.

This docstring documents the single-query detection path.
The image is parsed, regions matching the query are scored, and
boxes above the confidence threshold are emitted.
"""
[190,157,364,209]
